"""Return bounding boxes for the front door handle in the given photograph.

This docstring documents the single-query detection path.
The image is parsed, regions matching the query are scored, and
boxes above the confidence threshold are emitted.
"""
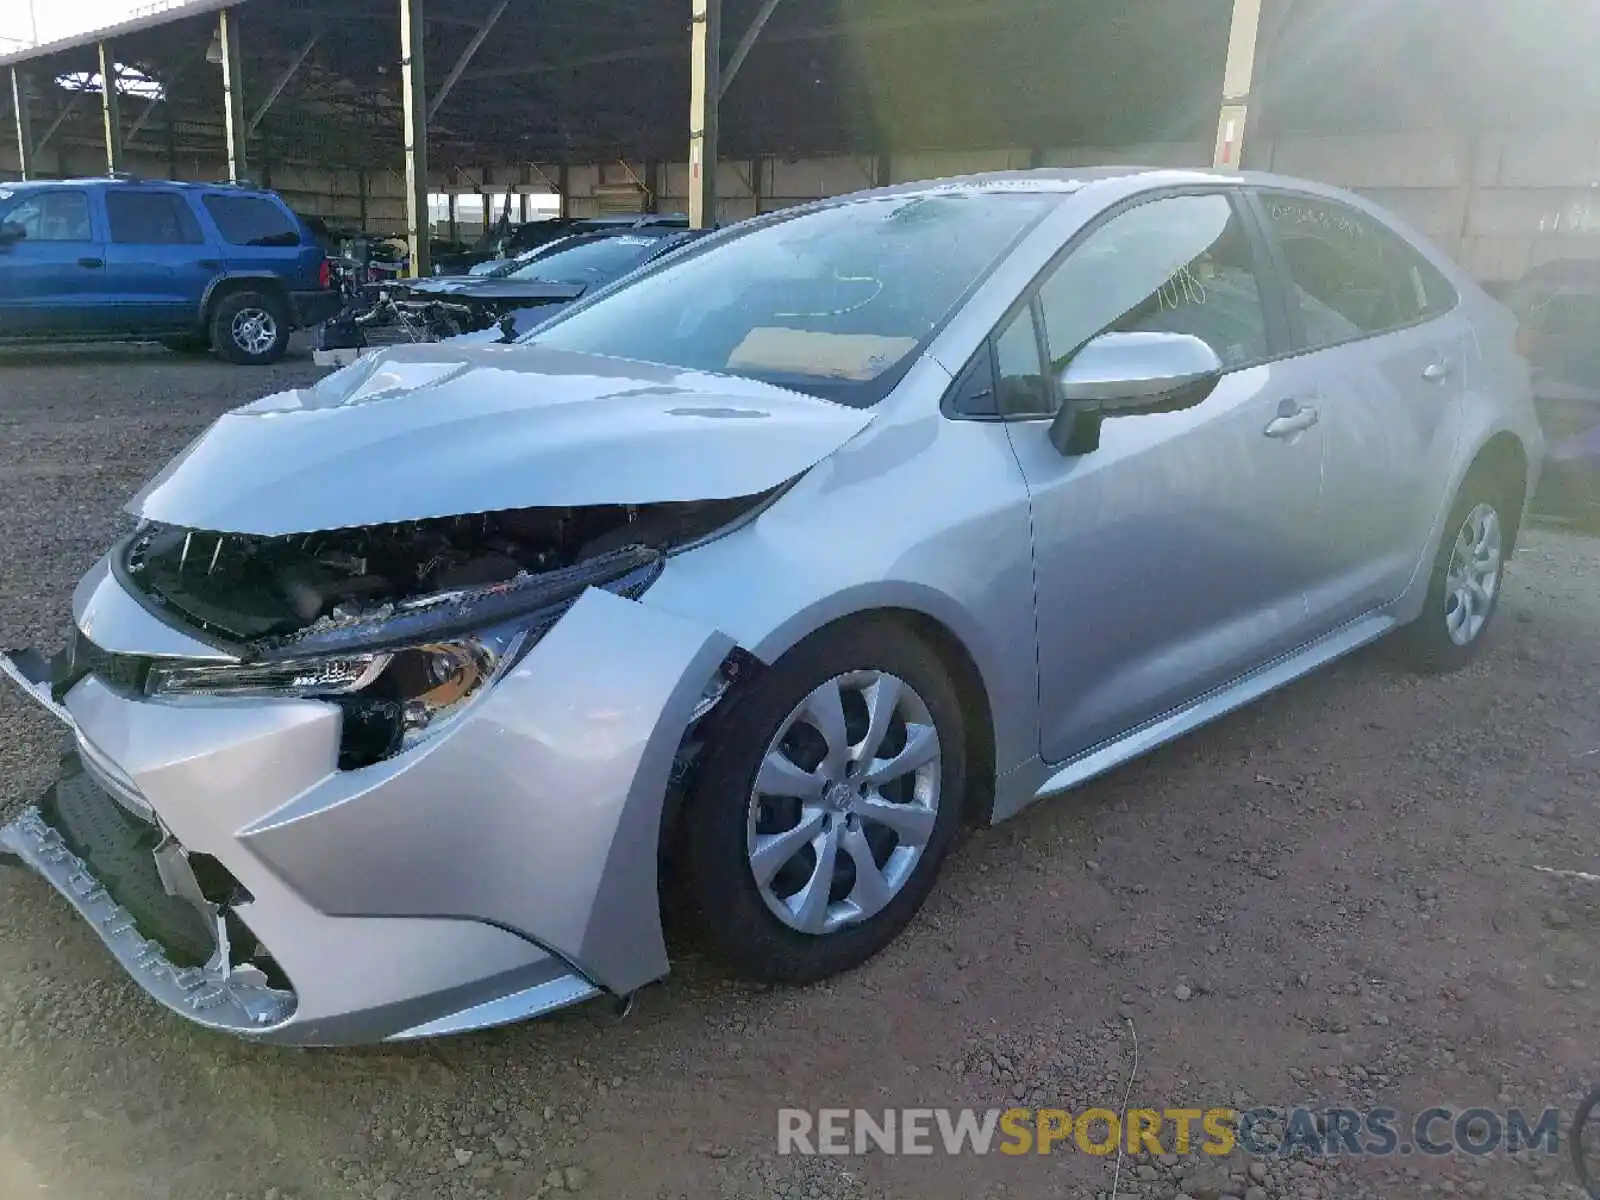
[198,259,222,269]
[77,257,104,269]
[1264,404,1320,439]
[1422,359,1453,383]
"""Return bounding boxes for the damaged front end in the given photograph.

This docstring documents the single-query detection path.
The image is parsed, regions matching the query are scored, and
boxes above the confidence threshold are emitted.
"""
[101,495,766,770]
[1,491,771,1043]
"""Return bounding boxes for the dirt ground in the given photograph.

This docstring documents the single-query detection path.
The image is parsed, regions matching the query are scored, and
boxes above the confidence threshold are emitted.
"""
[0,344,1597,1200]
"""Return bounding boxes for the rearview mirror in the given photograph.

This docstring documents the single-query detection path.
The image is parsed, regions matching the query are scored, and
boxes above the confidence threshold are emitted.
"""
[0,222,25,246]
[1048,331,1223,456]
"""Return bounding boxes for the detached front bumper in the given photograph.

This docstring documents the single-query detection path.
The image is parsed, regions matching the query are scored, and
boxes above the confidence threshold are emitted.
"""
[1,577,733,1046]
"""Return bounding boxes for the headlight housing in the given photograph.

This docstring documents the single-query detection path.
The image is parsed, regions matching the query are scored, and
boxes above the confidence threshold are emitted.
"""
[144,547,661,767]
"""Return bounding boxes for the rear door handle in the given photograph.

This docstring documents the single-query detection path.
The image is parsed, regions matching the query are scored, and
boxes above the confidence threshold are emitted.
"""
[77,257,104,269]
[1264,404,1320,439]
[1422,359,1453,383]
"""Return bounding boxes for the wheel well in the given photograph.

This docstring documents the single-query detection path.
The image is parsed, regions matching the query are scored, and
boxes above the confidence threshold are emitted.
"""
[1468,432,1529,550]
[821,608,998,827]
[205,278,288,324]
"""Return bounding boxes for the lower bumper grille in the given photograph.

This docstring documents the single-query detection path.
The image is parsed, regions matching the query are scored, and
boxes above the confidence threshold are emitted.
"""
[40,755,216,967]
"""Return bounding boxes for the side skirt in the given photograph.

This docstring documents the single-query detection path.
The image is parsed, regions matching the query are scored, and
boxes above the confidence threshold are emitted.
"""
[1027,613,1399,805]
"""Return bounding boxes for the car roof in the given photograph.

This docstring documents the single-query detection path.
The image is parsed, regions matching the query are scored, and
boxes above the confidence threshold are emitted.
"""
[0,176,281,197]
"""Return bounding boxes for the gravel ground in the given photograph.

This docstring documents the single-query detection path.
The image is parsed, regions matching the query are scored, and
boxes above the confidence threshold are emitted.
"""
[1,344,1598,1200]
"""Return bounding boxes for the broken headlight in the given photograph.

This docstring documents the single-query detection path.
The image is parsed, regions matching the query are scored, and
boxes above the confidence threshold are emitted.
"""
[145,547,662,767]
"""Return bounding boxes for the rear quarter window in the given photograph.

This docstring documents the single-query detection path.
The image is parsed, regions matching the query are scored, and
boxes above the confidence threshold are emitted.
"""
[203,195,302,247]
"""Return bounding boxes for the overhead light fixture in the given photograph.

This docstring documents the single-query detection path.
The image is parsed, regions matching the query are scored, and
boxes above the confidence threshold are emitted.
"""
[205,33,223,64]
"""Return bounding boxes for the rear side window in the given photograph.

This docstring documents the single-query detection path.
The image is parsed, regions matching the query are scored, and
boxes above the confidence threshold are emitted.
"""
[202,195,301,247]
[1259,193,1456,350]
[106,191,204,245]
[0,191,92,241]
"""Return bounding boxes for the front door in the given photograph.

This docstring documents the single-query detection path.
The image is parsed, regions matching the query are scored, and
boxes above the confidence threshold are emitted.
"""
[999,190,1327,764]
[101,188,218,333]
[0,188,107,335]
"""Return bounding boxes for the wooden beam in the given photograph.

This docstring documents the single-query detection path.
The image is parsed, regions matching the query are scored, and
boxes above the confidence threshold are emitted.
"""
[719,0,781,101]
[10,67,32,179]
[98,42,124,174]
[688,0,720,230]
[219,8,248,181]
[400,0,431,275]
[427,0,511,125]
[248,32,319,136]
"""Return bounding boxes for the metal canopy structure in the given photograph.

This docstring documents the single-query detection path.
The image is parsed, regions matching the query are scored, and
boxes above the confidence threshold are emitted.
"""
[2,0,1596,271]
[0,0,1247,172]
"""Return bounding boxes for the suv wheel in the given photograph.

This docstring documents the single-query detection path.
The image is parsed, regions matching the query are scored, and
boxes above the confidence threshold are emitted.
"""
[211,290,289,365]
[682,620,967,984]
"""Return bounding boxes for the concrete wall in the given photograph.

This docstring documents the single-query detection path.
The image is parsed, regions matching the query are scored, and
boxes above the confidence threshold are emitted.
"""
[6,130,1599,280]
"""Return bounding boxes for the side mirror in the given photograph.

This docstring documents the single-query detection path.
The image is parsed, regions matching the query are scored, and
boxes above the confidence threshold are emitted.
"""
[0,222,25,246]
[1048,331,1223,456]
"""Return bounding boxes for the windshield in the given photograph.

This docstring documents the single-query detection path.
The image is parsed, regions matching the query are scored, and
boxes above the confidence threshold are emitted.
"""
[531,193,1057,402]
[505,234,665,284]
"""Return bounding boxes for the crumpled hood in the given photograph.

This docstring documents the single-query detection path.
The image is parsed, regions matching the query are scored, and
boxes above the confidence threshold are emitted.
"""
[129,344,874,535]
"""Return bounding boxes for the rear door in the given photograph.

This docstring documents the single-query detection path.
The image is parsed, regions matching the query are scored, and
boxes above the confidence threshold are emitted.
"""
[101,187,218,332]
[1252,190,1468,629]
[0,187,107,334]
[197,191,320,289]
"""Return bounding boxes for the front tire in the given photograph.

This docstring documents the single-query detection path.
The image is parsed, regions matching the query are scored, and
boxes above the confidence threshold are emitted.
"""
[682,620,968,984]
[211,290,289,365]
[1397,474,1514,672]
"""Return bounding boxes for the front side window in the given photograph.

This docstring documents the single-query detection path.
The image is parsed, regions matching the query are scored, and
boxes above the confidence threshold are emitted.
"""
[532,192,1060,405]
[0,191,92,241]
[1029,192,1270,409]
[106,191,203,245]
[1259,193,1448,349]
[202,195,301,247]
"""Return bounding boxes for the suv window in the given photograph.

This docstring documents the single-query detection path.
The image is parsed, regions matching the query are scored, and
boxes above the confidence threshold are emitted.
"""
[1259,193,1455,349]
[202,194,301,247]
[1009,192,1269,417]
[0,191,92,241]
[106,190,204,245]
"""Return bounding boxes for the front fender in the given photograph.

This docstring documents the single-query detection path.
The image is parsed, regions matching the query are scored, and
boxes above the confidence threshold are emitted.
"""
[241,588,734,996]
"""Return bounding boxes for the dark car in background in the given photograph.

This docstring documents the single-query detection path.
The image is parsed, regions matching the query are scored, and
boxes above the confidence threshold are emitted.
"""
[403,220,709,342]
[1506,259,1600,519]
[0,177,339,364]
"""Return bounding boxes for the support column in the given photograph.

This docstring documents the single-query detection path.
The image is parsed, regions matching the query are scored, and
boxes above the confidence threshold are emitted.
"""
[400,0,430,276]
[98,41,123,174]
[1213,0,1264,167]
[557,162,569,219]
[10,68,32,180]
[687,0,721,229]
[219,8,248,181]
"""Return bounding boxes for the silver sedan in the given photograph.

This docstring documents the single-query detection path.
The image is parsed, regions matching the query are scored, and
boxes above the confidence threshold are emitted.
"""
[0,167,1541,1045]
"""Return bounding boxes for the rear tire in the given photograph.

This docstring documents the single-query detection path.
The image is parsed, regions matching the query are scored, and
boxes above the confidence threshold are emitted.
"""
[211,290,289,365]
[682,620,967,985]
[1396,471,1516,673]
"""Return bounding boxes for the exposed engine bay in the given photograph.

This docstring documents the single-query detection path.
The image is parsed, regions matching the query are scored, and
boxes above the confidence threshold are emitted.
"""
[122,496,764,645]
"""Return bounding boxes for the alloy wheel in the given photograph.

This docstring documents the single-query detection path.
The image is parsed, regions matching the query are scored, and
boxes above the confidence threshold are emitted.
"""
[746,671,941,936]
[1444,501,1502,647]
[231,308,279,357]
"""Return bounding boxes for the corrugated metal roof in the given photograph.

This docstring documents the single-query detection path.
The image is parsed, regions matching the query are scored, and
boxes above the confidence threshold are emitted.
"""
[0,0,252,69]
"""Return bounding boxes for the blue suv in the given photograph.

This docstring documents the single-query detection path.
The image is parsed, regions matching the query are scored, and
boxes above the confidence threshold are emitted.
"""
[0,177,338,364]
